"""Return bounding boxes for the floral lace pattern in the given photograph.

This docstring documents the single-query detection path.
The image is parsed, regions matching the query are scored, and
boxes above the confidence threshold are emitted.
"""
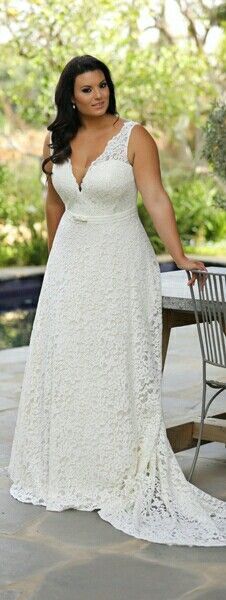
[5,120,226,546]
[50,119,139,215]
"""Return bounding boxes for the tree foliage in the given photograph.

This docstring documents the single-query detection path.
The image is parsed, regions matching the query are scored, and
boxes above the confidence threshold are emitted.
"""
[0,0,224,132]
[202,101,226,181]
[1,0,226,265]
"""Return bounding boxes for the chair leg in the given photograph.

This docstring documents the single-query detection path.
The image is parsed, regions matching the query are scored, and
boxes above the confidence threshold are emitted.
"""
[187,369,207,482]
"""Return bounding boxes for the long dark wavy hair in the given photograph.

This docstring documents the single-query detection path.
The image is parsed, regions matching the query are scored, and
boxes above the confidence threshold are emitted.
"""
[42,54,119,175]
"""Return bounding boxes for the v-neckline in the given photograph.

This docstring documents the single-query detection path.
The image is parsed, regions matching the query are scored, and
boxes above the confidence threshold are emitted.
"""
[69,119,129,192]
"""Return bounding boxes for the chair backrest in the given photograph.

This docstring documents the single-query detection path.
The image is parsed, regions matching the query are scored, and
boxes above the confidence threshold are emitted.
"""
[186,269,226,368]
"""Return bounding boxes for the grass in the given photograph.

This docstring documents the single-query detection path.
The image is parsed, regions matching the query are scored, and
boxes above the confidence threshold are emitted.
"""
[183,241,226,257]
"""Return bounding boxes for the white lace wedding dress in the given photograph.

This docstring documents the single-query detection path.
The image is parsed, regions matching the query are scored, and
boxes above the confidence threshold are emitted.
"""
[5,119,226,546]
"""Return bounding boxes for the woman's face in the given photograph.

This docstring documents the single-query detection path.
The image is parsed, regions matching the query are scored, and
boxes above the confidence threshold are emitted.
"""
[71,69,110,117]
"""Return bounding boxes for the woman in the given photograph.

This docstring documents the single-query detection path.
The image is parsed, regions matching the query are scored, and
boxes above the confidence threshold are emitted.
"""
[6,54,226,546]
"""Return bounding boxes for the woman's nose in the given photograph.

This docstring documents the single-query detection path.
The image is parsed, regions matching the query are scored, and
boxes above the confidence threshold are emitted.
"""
[94,88,102,99]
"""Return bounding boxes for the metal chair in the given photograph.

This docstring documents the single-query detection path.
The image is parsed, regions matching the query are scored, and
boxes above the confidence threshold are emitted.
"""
[186,269,226,481]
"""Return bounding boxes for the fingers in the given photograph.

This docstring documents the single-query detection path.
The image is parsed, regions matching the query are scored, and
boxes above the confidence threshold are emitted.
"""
[196,264,208,289]
[187,264,208,289]
[187,276,196,287]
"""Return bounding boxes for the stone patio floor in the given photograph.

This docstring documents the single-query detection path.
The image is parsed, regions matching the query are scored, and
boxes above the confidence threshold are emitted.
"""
[0,324,226,599]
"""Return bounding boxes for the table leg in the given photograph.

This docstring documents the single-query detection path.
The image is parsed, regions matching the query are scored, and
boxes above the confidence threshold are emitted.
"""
[162,311,171,371]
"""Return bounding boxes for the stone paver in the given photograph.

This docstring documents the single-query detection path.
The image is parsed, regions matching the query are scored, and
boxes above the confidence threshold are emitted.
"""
[0,325,226,599]
[28,554,204,600]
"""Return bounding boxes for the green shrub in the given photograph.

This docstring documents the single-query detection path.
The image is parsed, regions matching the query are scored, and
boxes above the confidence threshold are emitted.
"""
[167,174,226,243]
[0,160,48,266]
[139,173,226,254]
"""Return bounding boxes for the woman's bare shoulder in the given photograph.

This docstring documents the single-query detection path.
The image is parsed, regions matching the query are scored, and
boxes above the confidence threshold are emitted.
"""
[127,122,157,166]
[130,122,157,149]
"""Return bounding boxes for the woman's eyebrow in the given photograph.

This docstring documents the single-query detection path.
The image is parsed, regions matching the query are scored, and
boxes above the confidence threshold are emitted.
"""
[80,79,106,88]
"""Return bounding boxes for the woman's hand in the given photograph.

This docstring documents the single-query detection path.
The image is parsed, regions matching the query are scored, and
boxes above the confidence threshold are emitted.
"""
[175,255,208,287]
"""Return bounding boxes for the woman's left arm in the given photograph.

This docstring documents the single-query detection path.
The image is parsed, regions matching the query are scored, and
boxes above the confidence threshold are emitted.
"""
[131,125,207,285]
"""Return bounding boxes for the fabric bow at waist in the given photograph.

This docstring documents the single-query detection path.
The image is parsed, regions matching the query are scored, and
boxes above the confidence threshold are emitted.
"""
[64,206,138,223]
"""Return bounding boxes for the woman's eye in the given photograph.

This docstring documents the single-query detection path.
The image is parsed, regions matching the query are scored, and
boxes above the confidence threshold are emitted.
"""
[82,82,107,93]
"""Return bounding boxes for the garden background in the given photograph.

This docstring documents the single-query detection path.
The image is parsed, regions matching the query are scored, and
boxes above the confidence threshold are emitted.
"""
[0,0,226,266]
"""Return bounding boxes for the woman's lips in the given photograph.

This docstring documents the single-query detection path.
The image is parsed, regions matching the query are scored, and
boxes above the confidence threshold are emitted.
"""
[92,102,104,107]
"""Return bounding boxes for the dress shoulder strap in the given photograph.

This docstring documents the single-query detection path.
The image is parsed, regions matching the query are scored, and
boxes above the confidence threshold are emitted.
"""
[121,120,140,163]
[104,119,140,164]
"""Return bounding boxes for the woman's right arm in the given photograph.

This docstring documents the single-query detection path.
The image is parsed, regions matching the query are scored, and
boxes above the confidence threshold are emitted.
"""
[43,132,65,253]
